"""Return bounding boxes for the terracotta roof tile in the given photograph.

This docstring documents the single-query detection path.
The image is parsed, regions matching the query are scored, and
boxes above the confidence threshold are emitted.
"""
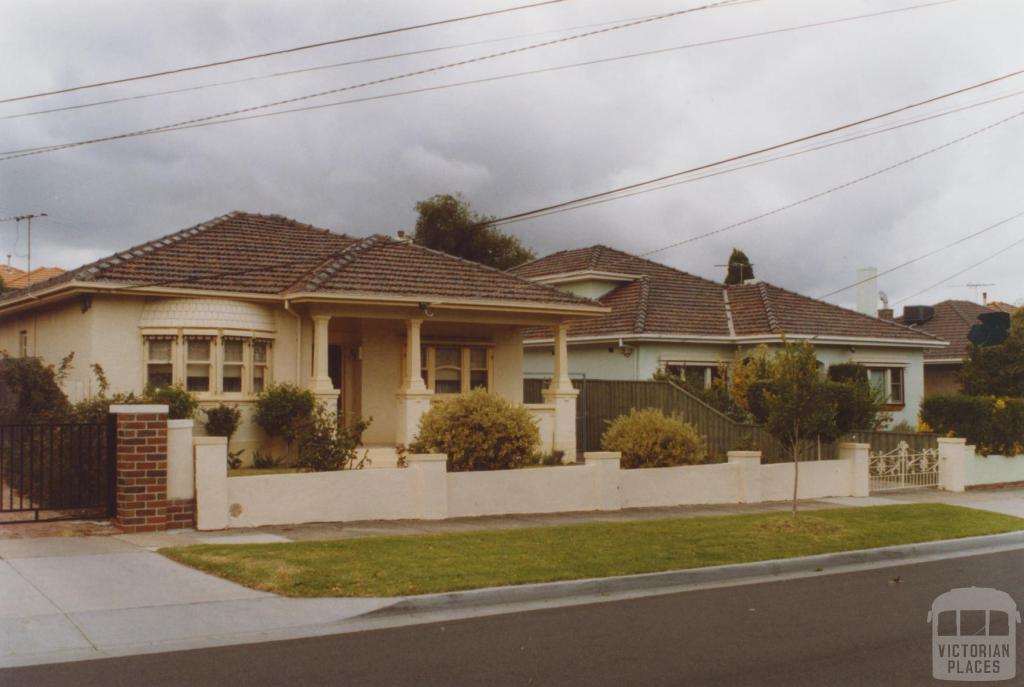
[516,245,941,344]
[1,212,591,308]
[896,300,996,360]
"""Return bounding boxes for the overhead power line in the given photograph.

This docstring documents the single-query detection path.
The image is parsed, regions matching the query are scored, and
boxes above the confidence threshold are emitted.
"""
[0,0,753,161]
[0,10,673,121]
[894,233,1024,305]
[0,0,572,105]
[818,209,1024,300]
[0,0,960,122]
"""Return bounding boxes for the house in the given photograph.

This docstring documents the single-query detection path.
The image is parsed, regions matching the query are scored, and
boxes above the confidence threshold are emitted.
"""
[896,300,998,396]
[511,245,947,427]
[0,212,606,462]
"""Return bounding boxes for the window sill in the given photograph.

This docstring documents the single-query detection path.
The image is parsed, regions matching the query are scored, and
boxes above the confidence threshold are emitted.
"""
[882,403,906,411]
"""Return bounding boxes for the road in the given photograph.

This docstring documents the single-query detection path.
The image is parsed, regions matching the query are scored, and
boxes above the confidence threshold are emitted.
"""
[5,547,1024,686]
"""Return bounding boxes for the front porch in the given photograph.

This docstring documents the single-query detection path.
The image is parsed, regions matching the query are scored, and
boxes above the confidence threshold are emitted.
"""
[298,303,581,462]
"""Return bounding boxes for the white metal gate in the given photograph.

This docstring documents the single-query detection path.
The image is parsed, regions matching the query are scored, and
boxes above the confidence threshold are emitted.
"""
[869,441,939,492]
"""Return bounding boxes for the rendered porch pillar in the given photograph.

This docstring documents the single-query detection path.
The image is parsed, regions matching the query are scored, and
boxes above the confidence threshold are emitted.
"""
[309,314,340,412]
[837,442,870,497]
[727,450,763,503]
[396,318,433,445]
[110,404,169,533]
[938,437,967,492]
[543,322,578,464]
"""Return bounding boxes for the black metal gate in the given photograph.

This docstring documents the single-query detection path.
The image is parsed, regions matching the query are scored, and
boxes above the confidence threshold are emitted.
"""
[0,421,115,523]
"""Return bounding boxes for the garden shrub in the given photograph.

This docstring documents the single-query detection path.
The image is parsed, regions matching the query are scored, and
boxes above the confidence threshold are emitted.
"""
[920,393,1024,455]
[601,408,707,468]
[295,405,370,471]
[414,389,540,471]
[254,383,316,446]
[143,384,198,420]
[204,404,242,441]
[0,353,72,423]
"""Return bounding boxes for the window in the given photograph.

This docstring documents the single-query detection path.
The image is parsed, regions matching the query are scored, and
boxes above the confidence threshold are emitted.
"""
[867,366,905,405]
[222,339,244,393]
[664,363,720,390]
[18,330,27,358]
[419,344,491,394]
[252,341,270,393]
[186,338,212,392]
[145,338,174,389]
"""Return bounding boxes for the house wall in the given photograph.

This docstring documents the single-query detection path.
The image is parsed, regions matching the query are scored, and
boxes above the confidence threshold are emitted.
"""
[525,340,926,426]
[924,362,962,396]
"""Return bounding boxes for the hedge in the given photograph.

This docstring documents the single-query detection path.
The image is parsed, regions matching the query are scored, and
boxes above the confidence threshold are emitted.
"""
[920,394,1024,456]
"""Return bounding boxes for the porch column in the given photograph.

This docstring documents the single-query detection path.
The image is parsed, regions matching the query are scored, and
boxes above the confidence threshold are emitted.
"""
[309,314,339,411]
[543,322,578,464]
[396,318,433,445]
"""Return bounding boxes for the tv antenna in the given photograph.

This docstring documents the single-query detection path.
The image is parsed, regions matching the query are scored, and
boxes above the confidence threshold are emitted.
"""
[0,212,46,286]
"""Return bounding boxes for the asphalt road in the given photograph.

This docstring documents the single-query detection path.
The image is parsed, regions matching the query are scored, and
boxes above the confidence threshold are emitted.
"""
[6,548,1024,686]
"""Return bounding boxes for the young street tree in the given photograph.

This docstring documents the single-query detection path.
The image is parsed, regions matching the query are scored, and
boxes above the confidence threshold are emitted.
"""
[412,194,535,270]
[723,248,754,285]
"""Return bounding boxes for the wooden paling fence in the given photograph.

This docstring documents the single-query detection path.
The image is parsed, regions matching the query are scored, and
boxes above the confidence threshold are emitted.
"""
[525,378,937,462]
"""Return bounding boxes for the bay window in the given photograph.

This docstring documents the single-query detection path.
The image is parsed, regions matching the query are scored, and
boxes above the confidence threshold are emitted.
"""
[142,333,271,396]
[186,337,212,392]
[145,337,174,389]
[222,338,244,393]
[252,340,270,393]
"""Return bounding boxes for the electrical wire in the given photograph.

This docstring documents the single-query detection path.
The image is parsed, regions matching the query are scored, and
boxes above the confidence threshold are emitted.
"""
[894,233,1024,305]
[0,0,574,105]
[0,0,959,122]
[0,0,753,161]
[818,209,1024,300]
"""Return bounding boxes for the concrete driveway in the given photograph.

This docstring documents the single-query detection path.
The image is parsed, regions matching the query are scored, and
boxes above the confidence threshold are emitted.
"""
[0,535,391,668]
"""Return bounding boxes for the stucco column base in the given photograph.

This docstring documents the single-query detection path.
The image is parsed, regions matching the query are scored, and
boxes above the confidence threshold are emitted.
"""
[727,450,763,503]
[938,437,968,493]
[312,387,340,414]
[396,389,434,445]
[543,388,578,463]
[195,436,228,531]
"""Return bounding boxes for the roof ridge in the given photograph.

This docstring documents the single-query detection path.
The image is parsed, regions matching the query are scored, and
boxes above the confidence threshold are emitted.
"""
[588,245,605,270]
[288,234,388,293]
[946,299,988,327]
[633,275,650,334]
[757,282,781,334]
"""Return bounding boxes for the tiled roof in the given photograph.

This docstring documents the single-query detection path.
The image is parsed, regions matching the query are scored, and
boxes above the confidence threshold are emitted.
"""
[897,300,996,361]
[0,212,594,308]
[988,301,1018,315]
[515,245,942,344]
[6,267,65,290]
[0,265,25,283]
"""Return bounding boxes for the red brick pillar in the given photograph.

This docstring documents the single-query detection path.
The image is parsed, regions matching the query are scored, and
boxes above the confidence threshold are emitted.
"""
[110,405,169,533]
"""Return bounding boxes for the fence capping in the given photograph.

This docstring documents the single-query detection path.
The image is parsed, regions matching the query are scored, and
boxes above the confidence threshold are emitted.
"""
[937,437,967,445]
[193,436,227,446]
[109,404,169,414]
[837,442,870,449]
[168,418,194,429]
[583,451,621,462]
[408,453,447,464]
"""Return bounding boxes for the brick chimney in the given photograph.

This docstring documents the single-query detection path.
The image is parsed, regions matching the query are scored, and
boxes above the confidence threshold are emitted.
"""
[877,308,894,320]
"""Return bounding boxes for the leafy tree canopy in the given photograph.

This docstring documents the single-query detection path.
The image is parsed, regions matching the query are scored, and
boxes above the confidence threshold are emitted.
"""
[413,194,535,270]
[724,248,754,285]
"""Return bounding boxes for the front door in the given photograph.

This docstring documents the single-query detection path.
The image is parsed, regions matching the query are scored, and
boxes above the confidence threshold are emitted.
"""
[328,345,361,428]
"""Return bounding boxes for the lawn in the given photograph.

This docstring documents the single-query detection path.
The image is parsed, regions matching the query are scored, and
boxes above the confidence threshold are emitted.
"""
[160,504,1024,598]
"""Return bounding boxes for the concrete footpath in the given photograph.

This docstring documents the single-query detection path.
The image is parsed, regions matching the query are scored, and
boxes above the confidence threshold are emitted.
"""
[2,490,1023,669]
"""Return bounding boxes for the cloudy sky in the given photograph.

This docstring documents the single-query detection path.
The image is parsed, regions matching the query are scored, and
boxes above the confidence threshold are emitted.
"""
[0,0,1021,310]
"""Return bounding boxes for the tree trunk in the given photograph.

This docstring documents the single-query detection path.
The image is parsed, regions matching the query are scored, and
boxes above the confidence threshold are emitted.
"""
[792,425,801,517]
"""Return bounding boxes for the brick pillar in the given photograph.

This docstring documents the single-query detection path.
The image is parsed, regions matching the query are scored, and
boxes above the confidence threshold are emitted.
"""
[110,404,170,533]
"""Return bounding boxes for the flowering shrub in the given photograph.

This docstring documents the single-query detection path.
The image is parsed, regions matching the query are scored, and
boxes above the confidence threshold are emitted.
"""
[601,408,706,468]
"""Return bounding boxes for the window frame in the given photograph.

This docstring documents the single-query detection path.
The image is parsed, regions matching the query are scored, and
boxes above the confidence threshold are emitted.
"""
[220,337,246,395]
[419,342,493,395]
[140,331,273,398]
[866,366,906,407]
[144,337,175,390]
[251,339,271,394]
[662,361,721,390]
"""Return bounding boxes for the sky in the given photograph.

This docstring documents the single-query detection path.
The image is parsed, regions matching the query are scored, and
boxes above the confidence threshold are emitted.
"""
[0,0,1022,311]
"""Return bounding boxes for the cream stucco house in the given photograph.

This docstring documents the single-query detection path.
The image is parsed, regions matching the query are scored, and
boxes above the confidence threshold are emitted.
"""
[0,212,605,463]
[512,245,948,427]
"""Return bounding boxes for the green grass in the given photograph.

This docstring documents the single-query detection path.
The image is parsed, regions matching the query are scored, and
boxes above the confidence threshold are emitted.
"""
[160,504,1024,598]
[227,467,302,477]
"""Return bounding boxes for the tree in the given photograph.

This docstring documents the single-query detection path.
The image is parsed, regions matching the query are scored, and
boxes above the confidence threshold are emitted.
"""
[960,310,1024,397]
[413,194,535,270]
[724,248,754,285]
[747,341,838,516]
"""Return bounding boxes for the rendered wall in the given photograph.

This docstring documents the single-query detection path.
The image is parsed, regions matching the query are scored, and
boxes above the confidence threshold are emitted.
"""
[759,460,852,501]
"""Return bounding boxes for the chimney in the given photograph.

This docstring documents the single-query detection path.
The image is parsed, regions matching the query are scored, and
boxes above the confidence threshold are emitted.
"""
[855,267,878,317]
[877,308,894,320]
[396,230,413,244]
[983,291,988,305]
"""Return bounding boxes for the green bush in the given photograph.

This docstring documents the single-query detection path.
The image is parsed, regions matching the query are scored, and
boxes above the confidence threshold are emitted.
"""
[143,384,198,420]
[0,354,72,423]
[204,404,242,441]
[601,408,707,469]
[920,394,1024,455]
[295,406,370,471]
[414,389,540,471]
[254,383,316,445]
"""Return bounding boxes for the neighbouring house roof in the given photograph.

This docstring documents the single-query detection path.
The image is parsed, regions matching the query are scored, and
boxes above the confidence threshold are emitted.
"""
[896,299,997,362]
[0,265,25,284]
[987,301,1019,315]
[512,245,945,347]
[0,212,600,312]
[5,267,64,290]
